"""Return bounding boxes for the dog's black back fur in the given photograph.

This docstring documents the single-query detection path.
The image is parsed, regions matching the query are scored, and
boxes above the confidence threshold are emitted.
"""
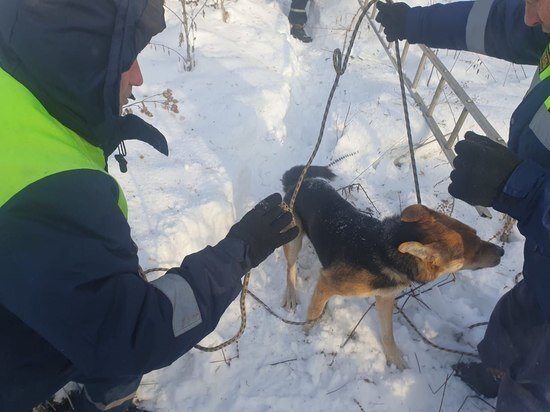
[283,166,420,285]
[282,165,337,194]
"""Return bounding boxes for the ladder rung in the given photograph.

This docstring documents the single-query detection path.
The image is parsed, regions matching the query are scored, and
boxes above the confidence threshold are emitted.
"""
[400,42,410,65]
[447,108,469,149]
[412,53,428,89]
[427,77,446,116]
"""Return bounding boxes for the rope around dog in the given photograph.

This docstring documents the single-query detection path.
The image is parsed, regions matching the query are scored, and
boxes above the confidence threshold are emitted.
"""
[141,0,424,353]
[395,304,479,358]
[247,290,325,326]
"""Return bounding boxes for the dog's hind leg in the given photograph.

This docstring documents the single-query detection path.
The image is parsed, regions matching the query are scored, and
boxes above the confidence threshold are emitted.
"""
[304,269,336,333]
[375,294,408,370]
[282,231,304,311]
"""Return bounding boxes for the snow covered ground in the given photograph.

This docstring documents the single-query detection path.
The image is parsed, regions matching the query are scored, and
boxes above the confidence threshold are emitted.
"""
[109,0,532,410]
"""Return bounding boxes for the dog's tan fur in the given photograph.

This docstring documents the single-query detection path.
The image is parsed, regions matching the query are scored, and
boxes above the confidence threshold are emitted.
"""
[283,204,502,369]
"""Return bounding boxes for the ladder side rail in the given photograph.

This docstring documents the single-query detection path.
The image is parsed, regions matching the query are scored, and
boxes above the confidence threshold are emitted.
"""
[366,13,493,217]
[418,45,505,145]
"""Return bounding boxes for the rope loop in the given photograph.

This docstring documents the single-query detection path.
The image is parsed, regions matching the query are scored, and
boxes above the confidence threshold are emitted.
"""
[332,48,344,75]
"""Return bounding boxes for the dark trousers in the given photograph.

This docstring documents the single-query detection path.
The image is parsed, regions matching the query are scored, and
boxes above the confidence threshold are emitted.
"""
[74,375,142,411]
[1,306,142,412]
[288,0,309,25]
[478,280,550,411]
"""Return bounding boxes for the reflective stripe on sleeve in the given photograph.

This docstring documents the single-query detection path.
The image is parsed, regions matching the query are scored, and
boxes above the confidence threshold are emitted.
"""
[152,272,202,337]
[465,0,494,54]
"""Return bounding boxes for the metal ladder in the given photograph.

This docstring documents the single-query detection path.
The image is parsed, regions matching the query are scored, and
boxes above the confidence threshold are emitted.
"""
[365,4,506,218]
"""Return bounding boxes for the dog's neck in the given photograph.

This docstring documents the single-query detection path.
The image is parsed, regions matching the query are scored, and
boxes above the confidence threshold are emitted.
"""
[380,215,421,282]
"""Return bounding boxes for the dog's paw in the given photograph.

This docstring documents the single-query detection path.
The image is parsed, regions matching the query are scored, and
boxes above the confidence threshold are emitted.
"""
[385,351,409,371]
[303,322,314,335]
[282,288,298,311]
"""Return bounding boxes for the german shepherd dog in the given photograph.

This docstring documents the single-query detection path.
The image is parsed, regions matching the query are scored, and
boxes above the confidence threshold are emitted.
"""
[282,166,504,369]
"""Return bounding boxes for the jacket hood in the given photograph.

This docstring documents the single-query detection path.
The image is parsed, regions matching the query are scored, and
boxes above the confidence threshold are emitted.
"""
[0,0,168,156]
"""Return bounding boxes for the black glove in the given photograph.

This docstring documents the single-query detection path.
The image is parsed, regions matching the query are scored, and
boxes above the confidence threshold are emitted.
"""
[375,2,411,42]
[228,193,299,268]
[449,131,521,207]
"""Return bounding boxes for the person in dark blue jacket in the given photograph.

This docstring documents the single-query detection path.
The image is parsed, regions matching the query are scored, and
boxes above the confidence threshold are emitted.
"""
[377,0,550,410]
[0,0,298,411]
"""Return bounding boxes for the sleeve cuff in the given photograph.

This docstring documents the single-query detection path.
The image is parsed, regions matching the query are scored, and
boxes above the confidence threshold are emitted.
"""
[215,236,253,275]
[493,160,547,219]
[405,7,424,45]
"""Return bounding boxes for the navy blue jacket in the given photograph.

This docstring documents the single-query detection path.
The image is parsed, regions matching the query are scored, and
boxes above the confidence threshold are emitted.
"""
[0,1,252,410]
[403,0,550,319]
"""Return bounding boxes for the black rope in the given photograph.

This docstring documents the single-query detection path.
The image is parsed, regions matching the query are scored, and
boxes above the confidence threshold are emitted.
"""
[395,41,422,204]
[289,0,377,209]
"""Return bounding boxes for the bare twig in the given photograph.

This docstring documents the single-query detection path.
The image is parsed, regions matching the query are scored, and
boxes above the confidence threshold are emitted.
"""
[149,42,187,62]
[178,0,196,71]
[326,382,349,395]
[468,322,488,329]
[335,103,353,141]
[354,398,366,412]
[209,345,239,365]
[457,395,496,411]
[340,302,376,348]
[438,371,454,412]
[414,352,422,373]
[328,150,360,168]
[337,182,381,216]
[269,358,297,366]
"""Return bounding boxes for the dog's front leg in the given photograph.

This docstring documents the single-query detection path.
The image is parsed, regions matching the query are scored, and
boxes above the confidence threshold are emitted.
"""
[282,233,303,311]
[376,294,408,370]
[283,260,298,311]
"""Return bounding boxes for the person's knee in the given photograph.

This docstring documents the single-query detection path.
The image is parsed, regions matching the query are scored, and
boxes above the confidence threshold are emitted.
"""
[288,9,307,25]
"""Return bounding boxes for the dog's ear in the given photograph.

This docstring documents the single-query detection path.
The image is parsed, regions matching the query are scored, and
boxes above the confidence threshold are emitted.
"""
[399,241,465,271]
[401,204,431,223]
[398,241,433,260]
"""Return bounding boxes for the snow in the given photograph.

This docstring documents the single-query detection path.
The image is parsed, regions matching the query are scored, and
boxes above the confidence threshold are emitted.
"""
[107,0,530,410]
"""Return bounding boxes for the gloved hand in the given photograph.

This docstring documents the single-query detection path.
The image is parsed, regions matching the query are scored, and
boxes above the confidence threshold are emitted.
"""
[375,1,411,42]
[449,131,521,207]
[228,193,299,268]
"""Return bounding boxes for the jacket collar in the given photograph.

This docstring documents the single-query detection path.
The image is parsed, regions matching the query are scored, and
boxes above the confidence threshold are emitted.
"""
[0,0,168,158]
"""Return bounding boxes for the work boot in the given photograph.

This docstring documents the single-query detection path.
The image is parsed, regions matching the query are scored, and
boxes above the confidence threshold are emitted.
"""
[290,24,312,43]
[32,390,80,411]
[452,361,502,398]
[126,404,151,412]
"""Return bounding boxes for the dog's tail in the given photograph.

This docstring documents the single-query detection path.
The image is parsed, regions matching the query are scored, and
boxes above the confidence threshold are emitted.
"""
[282,165,336,193]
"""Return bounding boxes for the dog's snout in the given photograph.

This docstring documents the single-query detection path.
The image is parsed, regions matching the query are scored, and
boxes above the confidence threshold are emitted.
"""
[496,246,505,257]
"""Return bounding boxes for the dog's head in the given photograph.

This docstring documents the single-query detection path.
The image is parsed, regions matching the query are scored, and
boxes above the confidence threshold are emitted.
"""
[397,204,504,283]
